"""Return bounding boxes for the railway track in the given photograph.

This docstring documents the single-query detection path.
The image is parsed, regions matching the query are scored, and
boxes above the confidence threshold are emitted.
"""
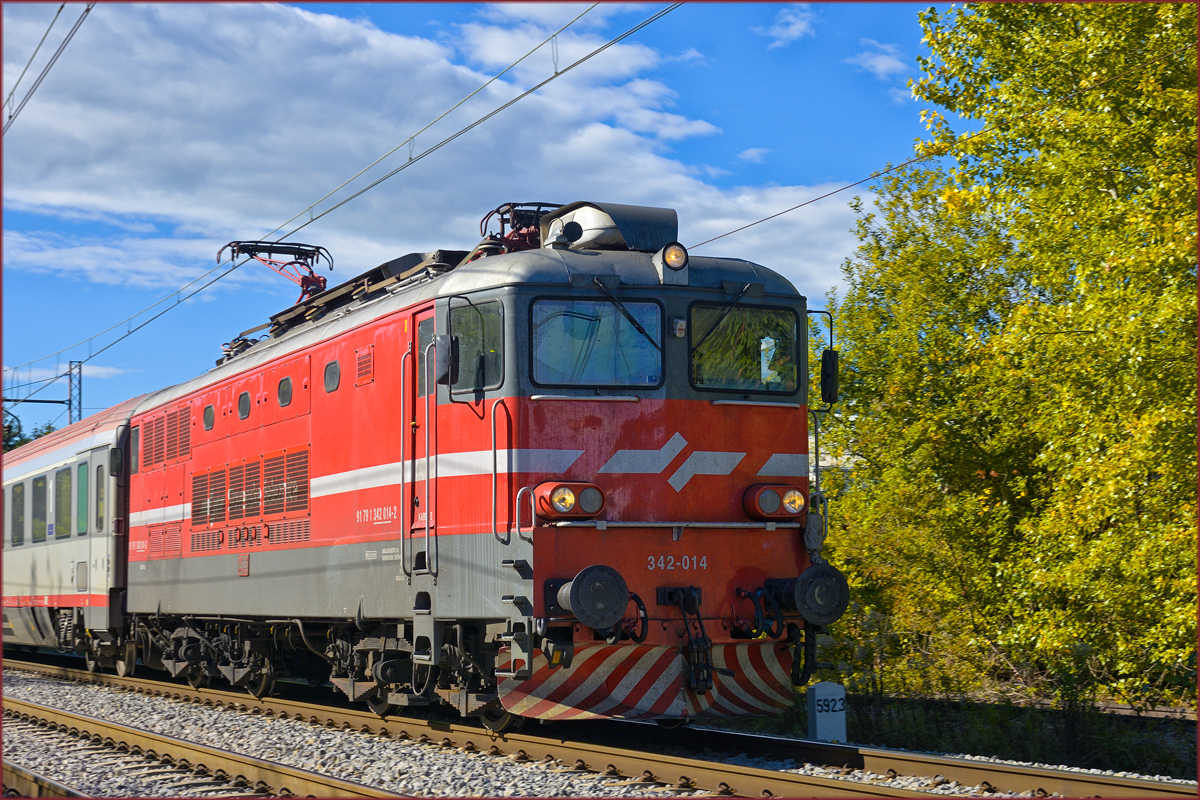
[4,659,1194,798]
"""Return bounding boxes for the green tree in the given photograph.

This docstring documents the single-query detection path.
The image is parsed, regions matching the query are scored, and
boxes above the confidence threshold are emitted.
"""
[826,4,1196,707]
[3,414,56,452]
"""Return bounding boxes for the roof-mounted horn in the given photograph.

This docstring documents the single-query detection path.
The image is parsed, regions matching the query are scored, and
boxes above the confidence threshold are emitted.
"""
[540,201,678,253]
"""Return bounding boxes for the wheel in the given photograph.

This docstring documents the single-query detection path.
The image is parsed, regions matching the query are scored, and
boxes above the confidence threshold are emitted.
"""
[655,718,689,730]
[115,642,137,678]
[186,666,210,689]
[365,690,396,717]
[248,670,276,699]
[479,704,523,733]
[84,648,99,673]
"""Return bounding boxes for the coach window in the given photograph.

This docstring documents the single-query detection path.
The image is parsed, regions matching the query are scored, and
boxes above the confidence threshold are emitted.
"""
[203,405,215,430]
[130,426,140,474]
[238,391,251,420]
[532,299,663,387]
[55,468,72,539]
[278,377,293,407]
[76,463,88,535]
[31,476,47,543]
[10,483,25,546]
[450,300,503,393]
[95,464,105,532]
[324,360,340,393]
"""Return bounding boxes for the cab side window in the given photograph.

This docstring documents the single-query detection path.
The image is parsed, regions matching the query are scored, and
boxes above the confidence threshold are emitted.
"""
[450,301,503,392]
[417,317,435,397]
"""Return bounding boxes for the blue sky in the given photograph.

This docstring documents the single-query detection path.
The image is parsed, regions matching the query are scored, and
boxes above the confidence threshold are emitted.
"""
[3,2,946,431]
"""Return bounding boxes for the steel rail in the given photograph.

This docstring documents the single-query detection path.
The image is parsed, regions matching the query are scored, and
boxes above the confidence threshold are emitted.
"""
[2,760,91,798]
[7,659,1195,798]
[2,697,397,798]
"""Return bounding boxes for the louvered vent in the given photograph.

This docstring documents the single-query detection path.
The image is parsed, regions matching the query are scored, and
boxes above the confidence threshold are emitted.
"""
[152,417,166,465]
[228,525,262,549]
[263,455,287,516]
[244,462,262,518]
[268,519,311,544]
[176,408,191,456]
[227,465,246,521]
[207,470,227,525]
[166,411,180,461]
[149,526,181,559]
[356,345,374,386]
[191,473,209,525]
[191,529,222,552]
[285,450,309,512]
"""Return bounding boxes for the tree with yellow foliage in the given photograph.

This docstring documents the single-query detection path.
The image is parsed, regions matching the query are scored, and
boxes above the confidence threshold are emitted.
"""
[824,3,1195,707]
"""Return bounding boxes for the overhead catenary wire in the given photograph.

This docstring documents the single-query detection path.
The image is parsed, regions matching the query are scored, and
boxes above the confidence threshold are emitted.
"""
[3,4,603,387]
[4,2,67,118]
[688,42,1195,251]
[3,2,96,135]
[4,3,682,405]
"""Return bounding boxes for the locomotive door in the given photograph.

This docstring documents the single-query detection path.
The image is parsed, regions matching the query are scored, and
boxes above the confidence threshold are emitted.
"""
[408,308,438,573]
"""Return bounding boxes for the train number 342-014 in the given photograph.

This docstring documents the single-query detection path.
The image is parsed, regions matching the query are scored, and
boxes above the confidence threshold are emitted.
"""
[647,555,707,571]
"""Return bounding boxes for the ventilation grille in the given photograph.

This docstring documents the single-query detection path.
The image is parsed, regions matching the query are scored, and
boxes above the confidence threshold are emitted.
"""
[189,448,306,527]
[356,345,374,386]
[227,525,262,549]
[149,526,181,560]
[191,529,222,552]
[143,407,191,469]
[268,518,311,544]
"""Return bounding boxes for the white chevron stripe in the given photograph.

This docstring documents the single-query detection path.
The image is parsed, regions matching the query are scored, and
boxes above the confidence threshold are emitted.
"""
[502,645,612,715]
[760,643,795,694]
[597,433,687,474]
[667,451,746,491]
[756,453,810,477]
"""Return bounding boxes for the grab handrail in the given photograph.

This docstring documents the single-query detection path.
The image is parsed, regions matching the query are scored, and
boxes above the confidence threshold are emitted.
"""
[424,341,439,580]
[490,398,511,544]
[400,346,413,581]
[514,485,537,544]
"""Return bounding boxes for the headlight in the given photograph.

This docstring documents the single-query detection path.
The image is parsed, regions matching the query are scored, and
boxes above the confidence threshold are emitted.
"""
[663,243,688,270]
[579,486,604,514]
[551,486,576,513]
[743,484,807,521]
[536,482,606,519]
[758,489,781,514]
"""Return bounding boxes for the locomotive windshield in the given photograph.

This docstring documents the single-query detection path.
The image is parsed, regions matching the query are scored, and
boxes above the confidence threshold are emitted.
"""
[690,305,798,393]
[532,299,662,386]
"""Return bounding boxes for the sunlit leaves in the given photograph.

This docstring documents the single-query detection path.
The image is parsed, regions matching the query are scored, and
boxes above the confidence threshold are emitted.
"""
[824,4,1196,707]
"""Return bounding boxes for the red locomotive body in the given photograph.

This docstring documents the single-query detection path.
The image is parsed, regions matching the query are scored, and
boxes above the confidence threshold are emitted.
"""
[4,201,847,730]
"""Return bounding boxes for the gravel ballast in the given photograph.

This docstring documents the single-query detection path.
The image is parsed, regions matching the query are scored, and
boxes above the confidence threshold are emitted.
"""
[3,668,1194,797]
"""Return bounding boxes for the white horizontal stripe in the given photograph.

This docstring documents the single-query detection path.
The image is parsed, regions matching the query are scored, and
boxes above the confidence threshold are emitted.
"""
[130,503,190,528]
[309,448,584,500]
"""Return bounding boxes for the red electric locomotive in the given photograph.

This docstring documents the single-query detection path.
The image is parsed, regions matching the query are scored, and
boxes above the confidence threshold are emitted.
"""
[2,201,847,731]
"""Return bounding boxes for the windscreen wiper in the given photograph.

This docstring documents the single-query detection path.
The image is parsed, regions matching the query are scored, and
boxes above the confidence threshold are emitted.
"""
[591,277,662,352]
[692,282,753,352]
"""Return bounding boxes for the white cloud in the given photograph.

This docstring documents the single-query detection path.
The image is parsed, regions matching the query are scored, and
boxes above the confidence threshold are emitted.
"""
[845,38,907,80]
[887,86,915,104]
[670,47,706,64]
[737,148,770,164]
[2,3,855,305]
[753,5,815,50]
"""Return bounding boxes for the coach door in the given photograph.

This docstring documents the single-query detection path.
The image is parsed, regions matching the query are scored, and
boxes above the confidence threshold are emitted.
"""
[408,307,438,573]
[85,447,109,629]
